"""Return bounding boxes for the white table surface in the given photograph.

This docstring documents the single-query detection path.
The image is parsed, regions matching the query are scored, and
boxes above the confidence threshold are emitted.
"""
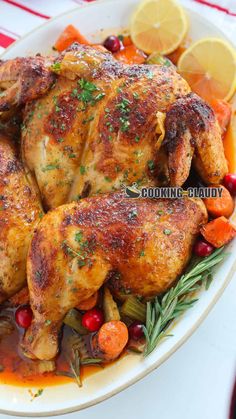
[0,271,235,419]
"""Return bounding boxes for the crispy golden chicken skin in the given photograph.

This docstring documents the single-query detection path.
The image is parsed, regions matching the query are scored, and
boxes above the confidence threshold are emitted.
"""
[22,192,207,360]
[0,133,42,302]
[20,44,190,209]
[0,44,227,209]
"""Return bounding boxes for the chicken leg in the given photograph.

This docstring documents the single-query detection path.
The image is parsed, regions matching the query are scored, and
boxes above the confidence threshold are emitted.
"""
[22,192,207,360]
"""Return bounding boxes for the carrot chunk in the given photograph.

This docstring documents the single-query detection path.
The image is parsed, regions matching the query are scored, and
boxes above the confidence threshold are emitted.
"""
[92,320,128,361]
[122,35,133,47]
[204,185,235,218]
[76,291,98,311]
[54,24,90,52]
[223,111,236,173]
[210,99,232,134]
[114,44,146,65]
[200,216,236,248]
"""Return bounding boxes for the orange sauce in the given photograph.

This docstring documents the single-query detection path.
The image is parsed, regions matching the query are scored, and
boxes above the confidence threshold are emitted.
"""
[0,307,102,387]
[223,106,236,173]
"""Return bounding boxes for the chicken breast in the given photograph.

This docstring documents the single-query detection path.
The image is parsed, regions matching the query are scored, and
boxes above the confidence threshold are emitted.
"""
[0,44,227,210]
[22,192,207,360]
[0,133,42,302]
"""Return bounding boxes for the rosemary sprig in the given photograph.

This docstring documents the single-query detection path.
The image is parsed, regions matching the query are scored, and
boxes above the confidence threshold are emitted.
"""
[143,247,225,356]
[69,348,82,387]
[65,336,103,387]
[80,358,103,366]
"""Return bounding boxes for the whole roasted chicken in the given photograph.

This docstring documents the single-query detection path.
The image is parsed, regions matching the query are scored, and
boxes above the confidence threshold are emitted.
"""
[0,43,228,209]
[0,43,227,362]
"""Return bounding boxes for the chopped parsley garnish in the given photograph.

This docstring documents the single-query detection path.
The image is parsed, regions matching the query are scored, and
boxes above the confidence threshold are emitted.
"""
[163,229,172,235]
[120,117,130,132]
[42,163,60,172]
[104,176,112,182]
[116,97,132,133]
[75,231,83,243]
[35,271,42,279]
[77,78,105,107]
[51,62,61,72]
[82,115,95,124]
[147,71,154,79]
[128,209,138,220]
[35,389,43,397]
[148,160,155,172]
[80,166,86,175]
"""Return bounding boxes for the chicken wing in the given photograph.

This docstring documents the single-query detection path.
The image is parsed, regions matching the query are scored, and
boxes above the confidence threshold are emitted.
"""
[164,93,228,185]
[0,133,42,302]
[0,57,55,111]
[22,192,207,360]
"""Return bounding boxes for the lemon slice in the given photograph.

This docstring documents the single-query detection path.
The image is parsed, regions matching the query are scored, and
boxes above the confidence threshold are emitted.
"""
[178,38,236,102]
[130,0,188,55]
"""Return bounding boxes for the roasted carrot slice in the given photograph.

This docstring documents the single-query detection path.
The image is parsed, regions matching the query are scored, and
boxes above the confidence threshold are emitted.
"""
[114,45,146,65]
[200,216,236,248]
[122,35,133,47]
[223,109,236,173]
[204,185,234,218]
[54,24,90,52]
[210,99,232,134]
[76,291,99,311]
[92,320,128,361]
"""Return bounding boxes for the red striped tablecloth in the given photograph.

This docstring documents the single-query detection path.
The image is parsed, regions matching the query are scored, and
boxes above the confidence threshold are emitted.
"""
[0,0,235,53]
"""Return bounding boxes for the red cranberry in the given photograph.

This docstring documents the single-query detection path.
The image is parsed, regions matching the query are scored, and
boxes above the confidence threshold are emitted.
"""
[193,240,214,257]
[128,321,144,340]
[15,306,33,329]
[82,308,104,332]
[103,35,121,53]
[224,173,236,196]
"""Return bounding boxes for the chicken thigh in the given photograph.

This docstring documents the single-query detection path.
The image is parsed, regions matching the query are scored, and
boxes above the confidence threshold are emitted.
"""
[0,133,42,302]
[0,44,228,210]
[22,192,207,360]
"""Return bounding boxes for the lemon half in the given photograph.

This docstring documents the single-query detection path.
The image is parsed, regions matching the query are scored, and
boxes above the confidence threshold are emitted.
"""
[178,38,236,102]
[130,0,188,55]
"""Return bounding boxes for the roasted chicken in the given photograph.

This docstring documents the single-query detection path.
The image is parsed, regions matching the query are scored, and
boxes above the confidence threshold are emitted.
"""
[0,132,42,302]
[0,43,228,363]
[0,44,228,210]
[22,193,207,360]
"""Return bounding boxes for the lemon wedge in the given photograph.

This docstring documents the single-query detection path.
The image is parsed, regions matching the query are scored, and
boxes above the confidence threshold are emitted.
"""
[130,0,188,55]
[178,38,236,102]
